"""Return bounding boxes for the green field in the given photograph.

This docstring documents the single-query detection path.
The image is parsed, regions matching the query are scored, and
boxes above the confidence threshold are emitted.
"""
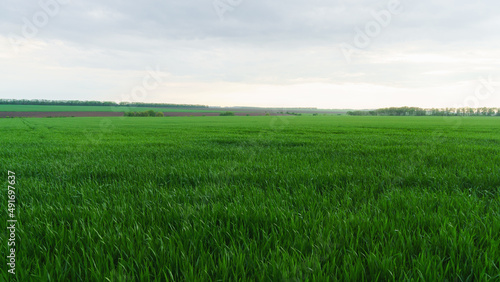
[0,104,221,113]
[1,116,499,280]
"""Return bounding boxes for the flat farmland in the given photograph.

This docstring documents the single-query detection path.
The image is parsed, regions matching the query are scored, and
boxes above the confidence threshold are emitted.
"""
[0,105,290,118]
[0,116,499,280]
[0,105,220,113]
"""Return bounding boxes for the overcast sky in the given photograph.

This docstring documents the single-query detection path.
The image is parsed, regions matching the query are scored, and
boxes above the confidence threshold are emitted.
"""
[1,0,499,109]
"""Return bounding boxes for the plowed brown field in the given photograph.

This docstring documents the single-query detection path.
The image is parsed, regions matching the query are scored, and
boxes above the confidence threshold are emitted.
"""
[0,111,289,118]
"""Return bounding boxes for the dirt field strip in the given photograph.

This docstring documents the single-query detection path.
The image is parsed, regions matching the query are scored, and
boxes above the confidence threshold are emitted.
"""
[0,111,292,118]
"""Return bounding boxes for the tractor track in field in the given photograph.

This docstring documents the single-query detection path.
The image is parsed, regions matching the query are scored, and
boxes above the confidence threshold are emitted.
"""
[19,117,36,130]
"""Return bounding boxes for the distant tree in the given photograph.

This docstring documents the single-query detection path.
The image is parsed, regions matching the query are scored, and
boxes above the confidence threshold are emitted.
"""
[124,110,164,117]
[347,111,369,116]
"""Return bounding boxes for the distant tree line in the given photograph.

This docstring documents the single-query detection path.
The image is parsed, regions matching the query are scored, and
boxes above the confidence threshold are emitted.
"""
[347,107,500,116]
[0,99,209,109]
[124,110,164,117]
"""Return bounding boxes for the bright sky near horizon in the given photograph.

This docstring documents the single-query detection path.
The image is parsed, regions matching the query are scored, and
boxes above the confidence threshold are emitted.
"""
[1,0,500,109]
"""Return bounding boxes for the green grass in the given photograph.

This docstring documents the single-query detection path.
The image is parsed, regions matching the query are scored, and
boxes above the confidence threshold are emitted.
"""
[0,104,220,113]
[0,116,499,281]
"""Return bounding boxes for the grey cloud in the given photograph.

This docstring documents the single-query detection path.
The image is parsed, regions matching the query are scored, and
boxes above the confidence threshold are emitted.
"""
[2,0,500,106]
[4,0,499,49]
